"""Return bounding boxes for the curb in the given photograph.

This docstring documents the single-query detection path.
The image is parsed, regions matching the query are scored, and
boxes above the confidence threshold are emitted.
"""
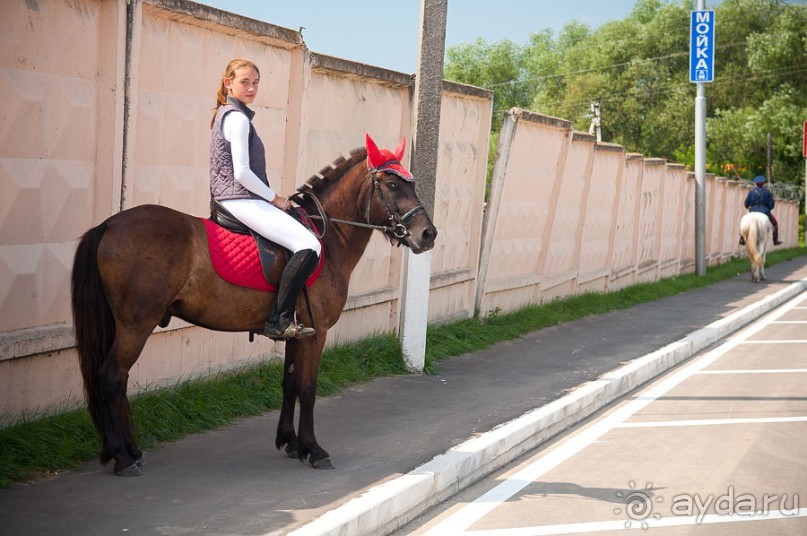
[289,279,807,536]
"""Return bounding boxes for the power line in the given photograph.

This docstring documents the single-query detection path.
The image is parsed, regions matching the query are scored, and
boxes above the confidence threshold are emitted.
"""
[487,63,807,122]
[483,42,748,89]
[555,64,807,110]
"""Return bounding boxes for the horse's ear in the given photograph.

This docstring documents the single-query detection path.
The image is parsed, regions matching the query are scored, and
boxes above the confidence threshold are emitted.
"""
[365,133,384,169]
[393,137,406,161]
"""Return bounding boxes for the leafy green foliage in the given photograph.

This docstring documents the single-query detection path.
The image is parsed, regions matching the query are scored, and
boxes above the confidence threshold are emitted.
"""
[444,0,807,189]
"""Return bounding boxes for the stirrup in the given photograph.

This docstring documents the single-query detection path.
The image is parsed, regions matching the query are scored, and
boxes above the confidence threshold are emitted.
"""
[263,319,315,339]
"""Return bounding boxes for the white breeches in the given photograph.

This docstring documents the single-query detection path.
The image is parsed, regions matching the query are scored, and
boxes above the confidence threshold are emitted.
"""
[220,198,321,256]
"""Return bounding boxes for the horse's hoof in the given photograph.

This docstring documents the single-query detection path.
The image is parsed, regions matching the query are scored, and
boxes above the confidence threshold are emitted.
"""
[277,442,297,458]
[114,461,143,477]
[310,457,334,470]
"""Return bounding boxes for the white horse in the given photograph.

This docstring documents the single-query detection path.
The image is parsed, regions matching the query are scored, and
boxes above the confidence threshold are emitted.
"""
[740,212,773,283]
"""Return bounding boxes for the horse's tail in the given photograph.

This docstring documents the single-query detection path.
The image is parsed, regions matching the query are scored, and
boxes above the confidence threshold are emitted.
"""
[745,217,763,268]
[70,222,114,437]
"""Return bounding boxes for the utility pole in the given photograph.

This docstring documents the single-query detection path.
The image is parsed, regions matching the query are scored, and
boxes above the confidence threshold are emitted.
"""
[690,0,714,276]
[588,96,602,142]
[399,0,446,371]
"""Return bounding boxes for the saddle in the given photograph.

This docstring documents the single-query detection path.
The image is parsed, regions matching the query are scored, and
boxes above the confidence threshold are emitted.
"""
[205,198,322,292]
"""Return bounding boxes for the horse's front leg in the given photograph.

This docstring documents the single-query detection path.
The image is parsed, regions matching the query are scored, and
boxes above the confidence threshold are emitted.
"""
[288,336,333,468]
[275,350,299,457]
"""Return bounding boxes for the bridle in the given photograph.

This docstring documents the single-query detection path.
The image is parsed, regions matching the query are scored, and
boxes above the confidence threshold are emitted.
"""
[290,169,425,244]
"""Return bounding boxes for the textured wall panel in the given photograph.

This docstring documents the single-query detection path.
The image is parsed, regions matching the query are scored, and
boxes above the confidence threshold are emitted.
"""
[609,155,644,290]
[0,0,104,332]
[428,91,491,322]
[478,112,572,315]
[541,134,594,299]
[577,144,624,293]
[658,164,686,278]
[635,159,664,282]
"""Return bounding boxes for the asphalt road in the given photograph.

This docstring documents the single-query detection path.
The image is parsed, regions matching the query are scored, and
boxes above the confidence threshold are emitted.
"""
[398,286,807,535]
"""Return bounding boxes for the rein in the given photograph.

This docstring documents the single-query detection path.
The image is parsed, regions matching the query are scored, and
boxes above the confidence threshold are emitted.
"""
[290,173,425,242]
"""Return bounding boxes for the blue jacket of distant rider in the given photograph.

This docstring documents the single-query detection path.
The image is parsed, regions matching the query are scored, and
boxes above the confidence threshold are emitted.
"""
[744,186,774,217]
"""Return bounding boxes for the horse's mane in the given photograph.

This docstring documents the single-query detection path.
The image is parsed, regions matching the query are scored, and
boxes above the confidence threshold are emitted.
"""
[297,147,367,196]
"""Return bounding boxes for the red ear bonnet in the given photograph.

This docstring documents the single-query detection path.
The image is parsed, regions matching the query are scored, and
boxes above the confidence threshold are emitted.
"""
[393,137,406,162]
[365,133,414,181]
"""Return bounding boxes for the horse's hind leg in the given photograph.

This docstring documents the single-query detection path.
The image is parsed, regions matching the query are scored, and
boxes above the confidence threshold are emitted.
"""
[97,327,152,476]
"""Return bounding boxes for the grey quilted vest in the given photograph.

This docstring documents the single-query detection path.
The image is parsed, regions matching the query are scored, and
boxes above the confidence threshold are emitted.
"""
[210,97,269,201]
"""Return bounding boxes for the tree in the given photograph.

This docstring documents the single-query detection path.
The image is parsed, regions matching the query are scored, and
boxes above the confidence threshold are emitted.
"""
[443,0,807,190]
[444,38,532,129]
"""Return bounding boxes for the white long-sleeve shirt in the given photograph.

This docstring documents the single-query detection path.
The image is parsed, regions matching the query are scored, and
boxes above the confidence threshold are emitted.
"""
[222,111,277,203]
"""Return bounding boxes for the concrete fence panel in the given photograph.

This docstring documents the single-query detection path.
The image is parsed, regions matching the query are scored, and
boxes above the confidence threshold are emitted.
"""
[0,0,128,418]
[658,164,687,279]
[476,109,573,316]
[722,181,744,260]
[780,199,798,247]
[428,84,493,323]
[609,154,644,290]
[635,159,665,283]
[540,131,595,302]
[679,173,697,273]
[576,142,625,294]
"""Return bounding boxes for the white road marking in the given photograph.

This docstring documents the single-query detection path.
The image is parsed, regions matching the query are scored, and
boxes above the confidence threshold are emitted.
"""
[740,340,807,344]
[617,416,807,428]
[423,293,805,536]
[465,508,807,535]
[695,368,807,374]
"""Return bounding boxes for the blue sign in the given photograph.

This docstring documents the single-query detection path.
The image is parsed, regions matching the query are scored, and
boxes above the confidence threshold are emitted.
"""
[690,10,715,83]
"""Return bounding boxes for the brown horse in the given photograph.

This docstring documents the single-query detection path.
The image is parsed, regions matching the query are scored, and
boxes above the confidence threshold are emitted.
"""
[70,136,437,476]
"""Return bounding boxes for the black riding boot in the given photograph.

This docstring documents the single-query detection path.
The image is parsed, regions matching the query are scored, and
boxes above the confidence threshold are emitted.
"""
[264,249,319,339]
[773,223,782,245]
[738,234,745,246]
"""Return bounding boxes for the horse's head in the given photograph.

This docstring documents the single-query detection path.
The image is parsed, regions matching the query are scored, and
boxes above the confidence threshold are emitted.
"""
[365,133,437,254]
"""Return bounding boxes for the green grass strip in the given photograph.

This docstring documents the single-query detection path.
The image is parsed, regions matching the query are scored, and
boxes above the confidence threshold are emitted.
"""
[1,247,804,486]
[0,334,405,487]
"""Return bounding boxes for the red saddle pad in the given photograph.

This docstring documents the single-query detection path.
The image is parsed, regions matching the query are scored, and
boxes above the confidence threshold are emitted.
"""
[201,218,323,292]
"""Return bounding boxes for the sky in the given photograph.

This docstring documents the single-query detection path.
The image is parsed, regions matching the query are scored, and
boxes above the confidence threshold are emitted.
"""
[195,0,644,73]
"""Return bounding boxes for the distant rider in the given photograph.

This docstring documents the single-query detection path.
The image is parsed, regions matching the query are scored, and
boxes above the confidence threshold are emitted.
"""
[739,175,782,246]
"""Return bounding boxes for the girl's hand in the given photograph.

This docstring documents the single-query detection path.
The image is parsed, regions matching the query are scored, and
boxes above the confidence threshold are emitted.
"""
[273,195,288,209]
